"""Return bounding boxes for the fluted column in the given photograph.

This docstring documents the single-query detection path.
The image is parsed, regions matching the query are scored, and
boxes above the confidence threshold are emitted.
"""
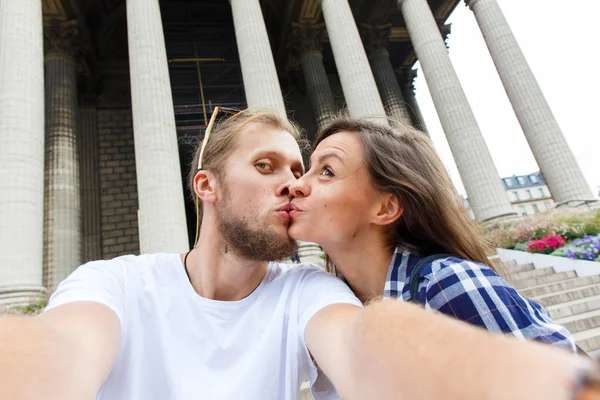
[321,0,388,123]
[467,0,595,205]
[398,67,429,134]
[230,0,286,116]
[127,0,189,254]
[43,21,82,289]
[79,106,102,263]
[398,0,515,221]
[361,24,412,127]
[289,23,336,132]
[0,0,45,302]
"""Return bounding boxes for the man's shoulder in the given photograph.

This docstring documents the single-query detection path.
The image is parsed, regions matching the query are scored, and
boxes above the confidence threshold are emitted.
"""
[76,253,180,280]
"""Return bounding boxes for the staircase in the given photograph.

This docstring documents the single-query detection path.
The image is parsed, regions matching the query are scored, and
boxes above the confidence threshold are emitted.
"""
[494,258,600,358]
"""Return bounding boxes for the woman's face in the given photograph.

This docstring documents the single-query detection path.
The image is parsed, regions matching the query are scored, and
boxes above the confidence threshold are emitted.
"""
[288,131,384,248]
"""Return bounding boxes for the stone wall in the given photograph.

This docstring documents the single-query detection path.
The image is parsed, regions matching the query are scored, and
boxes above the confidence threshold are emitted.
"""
[97,108,140,259]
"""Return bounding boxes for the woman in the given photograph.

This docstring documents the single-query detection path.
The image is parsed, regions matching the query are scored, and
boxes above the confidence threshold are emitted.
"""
[288,116,575,350]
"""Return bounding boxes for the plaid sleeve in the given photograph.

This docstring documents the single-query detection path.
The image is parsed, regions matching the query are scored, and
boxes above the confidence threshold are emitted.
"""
[423,258,576,351]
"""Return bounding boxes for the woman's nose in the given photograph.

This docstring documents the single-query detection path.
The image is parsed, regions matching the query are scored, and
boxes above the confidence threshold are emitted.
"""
[288,176,310,198]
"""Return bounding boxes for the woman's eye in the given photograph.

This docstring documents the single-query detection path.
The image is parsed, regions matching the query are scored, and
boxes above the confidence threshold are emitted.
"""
[320,167,334,177]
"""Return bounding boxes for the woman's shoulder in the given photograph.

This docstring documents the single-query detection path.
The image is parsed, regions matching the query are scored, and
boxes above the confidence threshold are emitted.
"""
[417,254,498,284]
[424,255,489,272]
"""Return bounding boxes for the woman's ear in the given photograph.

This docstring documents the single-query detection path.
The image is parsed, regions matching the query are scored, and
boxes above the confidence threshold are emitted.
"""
[194,170,219,204]
[373,193,403,226]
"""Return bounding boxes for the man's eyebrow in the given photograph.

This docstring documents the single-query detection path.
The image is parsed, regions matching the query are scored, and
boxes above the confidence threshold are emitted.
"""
[253,150,285,160]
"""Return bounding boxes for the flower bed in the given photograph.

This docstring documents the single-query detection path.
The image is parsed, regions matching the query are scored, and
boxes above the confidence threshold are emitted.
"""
[561,235,600,261]
[527,234,566,254]
[483,209,600,263]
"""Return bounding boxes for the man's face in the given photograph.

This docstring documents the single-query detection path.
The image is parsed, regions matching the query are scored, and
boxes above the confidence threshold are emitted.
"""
[215,122,304,261]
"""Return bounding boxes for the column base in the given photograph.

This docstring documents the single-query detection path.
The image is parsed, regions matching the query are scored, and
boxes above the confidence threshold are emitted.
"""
[481,212,519,224]
[281,242,325,268]
[298,241,325,268]
[555,200,600,210]
[0,286,47,306]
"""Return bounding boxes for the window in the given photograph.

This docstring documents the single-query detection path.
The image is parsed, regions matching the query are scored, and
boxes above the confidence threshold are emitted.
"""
[545,202,552,210]
[533,204,540,213]
[529,175,539,184]
[504,178,513,187]
[526,189,532,199]
[538,188,545,197]
[519,206,527,216]
[516,176,526,185]
[512,191,519,201]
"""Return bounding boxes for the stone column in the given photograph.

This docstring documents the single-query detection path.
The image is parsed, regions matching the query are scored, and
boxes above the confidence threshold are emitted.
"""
[321,0,388,123]
[230,0,286,116]
[0,0,46,303]
[127,0,189,254]
[398,67,429,134]
[361,24,412,128]
[467,0,595,205]
[288,22,336,132]
[43,21,82,289]
[398,0,515,221]
[79,106,102,263]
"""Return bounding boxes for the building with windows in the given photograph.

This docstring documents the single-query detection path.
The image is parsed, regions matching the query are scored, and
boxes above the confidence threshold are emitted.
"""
[502,173,554,216]
[0,0,596,303]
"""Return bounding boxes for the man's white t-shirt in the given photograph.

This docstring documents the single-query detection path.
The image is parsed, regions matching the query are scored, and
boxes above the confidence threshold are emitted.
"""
[46,253,361,400]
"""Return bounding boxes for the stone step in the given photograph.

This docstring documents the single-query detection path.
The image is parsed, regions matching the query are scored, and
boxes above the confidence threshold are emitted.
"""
[520,275,600,298]
[513,270,577,290]
[507,262,535,273]
[587,348,600,360]
[546,294,600,320]
[557,309,600,334]
[573,327,600,352]
[532,283,600,306]
[573,326,600,341]
[489,258,516,278]
[507,266,556,282]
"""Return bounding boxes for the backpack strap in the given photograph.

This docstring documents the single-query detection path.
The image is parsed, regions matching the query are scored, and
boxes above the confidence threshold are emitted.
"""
[409,254,454,303]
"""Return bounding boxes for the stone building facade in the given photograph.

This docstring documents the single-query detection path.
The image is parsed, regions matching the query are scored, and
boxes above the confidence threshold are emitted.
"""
[502,173,555,217]
[0,0,595,303]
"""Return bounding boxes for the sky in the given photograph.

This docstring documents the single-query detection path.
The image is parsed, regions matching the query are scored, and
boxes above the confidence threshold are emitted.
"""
[414,0,600,198]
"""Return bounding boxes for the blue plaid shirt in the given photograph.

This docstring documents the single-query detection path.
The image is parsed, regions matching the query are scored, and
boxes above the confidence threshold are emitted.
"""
[384,248,575,350]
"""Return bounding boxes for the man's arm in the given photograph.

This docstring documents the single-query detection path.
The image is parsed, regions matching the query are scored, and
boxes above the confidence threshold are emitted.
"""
[306,300,592,400]
[0,302,121,400]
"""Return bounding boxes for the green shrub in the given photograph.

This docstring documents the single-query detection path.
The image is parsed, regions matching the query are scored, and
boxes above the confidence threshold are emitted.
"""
[513,242,530,251]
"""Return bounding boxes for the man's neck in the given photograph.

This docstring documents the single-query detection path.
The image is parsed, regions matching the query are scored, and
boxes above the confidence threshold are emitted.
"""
[180,231,269,302]
[325,232,394,304]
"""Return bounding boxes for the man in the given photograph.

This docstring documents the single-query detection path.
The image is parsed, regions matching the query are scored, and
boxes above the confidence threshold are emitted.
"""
[0,108,596,400]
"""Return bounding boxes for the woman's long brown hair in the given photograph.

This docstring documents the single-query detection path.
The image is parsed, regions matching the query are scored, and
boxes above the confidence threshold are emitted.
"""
[314,117,494,273]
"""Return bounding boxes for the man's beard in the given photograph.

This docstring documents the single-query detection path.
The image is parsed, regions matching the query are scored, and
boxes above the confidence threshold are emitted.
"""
[216,187,297,262]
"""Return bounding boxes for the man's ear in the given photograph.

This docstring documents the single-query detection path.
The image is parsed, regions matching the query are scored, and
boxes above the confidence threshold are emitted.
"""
[372,193,403,226]
[194,170,219,204]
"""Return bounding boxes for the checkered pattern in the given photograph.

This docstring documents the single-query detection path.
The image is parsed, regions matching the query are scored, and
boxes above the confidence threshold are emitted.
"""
[384,248,575,350]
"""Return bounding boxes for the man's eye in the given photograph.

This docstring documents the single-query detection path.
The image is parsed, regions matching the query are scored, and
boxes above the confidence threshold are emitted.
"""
[321,167,334,177]
[256,163,273,171]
